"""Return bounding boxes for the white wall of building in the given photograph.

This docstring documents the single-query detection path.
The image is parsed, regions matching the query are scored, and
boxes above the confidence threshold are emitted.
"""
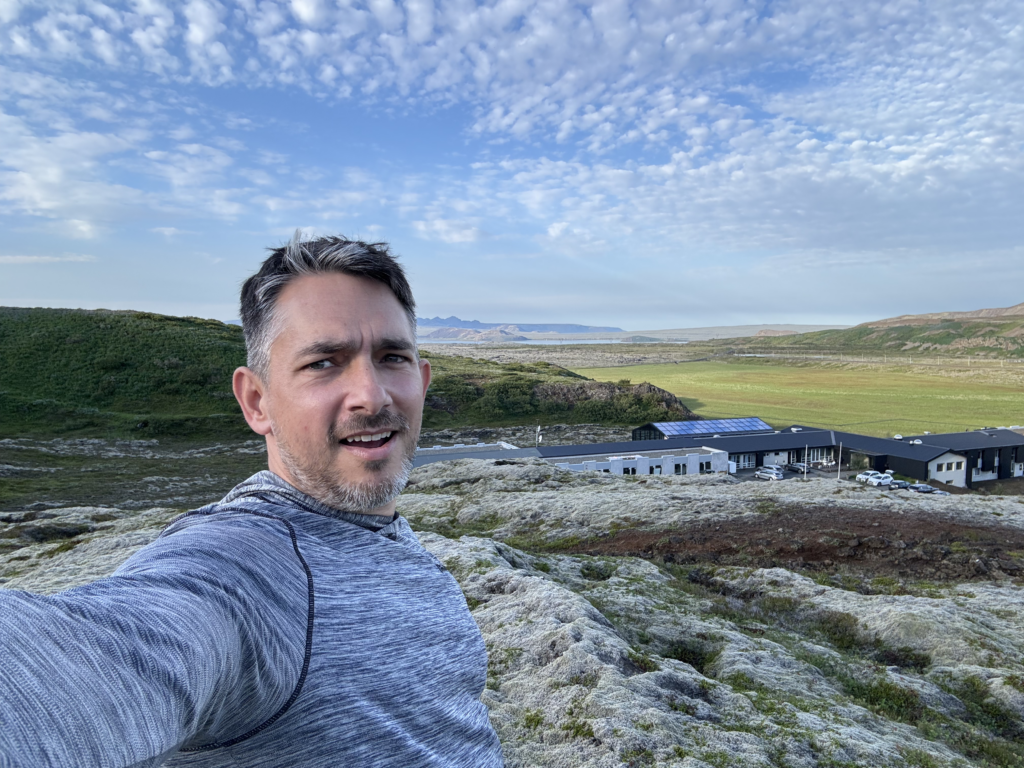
[928,452,967,488]
[554,449,728,476]
[761,450,794,466]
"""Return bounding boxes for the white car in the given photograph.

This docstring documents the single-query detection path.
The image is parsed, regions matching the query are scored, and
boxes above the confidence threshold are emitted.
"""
[763,464,786,474]
[856,470,882,483]
[754,467,784,481]
[866,474,892,486]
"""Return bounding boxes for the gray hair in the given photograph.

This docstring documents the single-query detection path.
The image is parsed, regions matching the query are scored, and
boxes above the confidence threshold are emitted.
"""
[240,232,417,380]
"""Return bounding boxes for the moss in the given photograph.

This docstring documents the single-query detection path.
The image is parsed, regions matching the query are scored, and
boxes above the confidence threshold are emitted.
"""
[899,748,940,768]
[842,677,924,722]
[39,538,82,558]
[667,696,696,715]
[664,639,722,675]
[485,645,523,691]
[564,671,600,688]
[628,648,660,673]
[561,718,595,739]
[523,709,544,730]
[580,560,616,581]
[700,749,731,768]
[621,747,655,766]
[723,671,759,692]
[945,675,1024,742]
[874,645,931,672]
[811,610,864,651]
[1004,674,1024,694]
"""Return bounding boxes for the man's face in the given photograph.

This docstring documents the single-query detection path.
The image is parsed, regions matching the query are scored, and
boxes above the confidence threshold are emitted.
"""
[254,272,430,515]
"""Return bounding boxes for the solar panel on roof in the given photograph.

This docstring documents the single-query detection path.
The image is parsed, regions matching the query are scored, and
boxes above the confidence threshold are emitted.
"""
[652,418,772,436]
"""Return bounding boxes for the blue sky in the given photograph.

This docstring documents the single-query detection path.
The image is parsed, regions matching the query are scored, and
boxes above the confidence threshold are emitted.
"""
[1,0,1022,330]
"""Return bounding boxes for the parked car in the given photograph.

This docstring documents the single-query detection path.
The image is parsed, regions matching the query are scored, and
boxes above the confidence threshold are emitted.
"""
[856,470,882,482]
[866,474,892,486]
[909,484,935,493]
[763,464,786,473]
[754,467,784,481]
[932,490,951,496]
[887,479,910,490]
[786,462,809,473]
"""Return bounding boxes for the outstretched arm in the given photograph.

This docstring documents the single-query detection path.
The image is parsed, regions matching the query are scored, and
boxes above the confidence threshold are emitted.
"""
[0,512,310,768]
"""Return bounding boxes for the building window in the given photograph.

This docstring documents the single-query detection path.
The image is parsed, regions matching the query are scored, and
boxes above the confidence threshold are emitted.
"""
[955,461,963,470]
[945,462,953,471]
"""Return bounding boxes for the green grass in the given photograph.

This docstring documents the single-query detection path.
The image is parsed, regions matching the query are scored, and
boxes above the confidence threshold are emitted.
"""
[693,316,1024,359]
[422,352,692,429]
[0,307,689,439]
[574,359,1024,437]
[0,441,269,512]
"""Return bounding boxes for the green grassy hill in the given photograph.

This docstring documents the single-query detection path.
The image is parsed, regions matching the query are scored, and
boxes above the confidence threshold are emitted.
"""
[0,308,250,439]
[701,316,1024,358]
[0,307,692,439]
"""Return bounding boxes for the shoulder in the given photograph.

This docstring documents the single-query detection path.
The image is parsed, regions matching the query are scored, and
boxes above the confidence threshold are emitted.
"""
[116,503,311,590]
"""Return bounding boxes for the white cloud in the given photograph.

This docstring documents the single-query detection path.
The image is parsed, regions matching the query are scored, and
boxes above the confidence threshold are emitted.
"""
[183,0,232,83]
[1,0,1023,325]
[412,218,481,243]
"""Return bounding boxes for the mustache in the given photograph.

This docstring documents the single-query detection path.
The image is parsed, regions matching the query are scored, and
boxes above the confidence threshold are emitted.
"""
[328,410,410,443]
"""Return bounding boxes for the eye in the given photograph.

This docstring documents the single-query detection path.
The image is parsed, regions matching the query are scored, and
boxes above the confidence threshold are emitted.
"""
[382,353,411,364]
[307,359,335,370]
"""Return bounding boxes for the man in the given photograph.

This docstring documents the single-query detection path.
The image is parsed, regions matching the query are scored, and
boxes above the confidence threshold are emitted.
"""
[0,235,504,767]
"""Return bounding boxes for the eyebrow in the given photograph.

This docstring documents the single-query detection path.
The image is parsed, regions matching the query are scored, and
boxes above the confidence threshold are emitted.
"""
[295,336,416,360]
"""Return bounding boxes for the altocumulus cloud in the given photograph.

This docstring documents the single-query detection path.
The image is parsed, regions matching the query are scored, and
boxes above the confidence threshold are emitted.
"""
[1,0,1022,324]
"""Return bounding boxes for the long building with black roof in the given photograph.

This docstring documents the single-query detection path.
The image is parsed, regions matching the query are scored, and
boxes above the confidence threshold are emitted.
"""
[414,422,1024,488]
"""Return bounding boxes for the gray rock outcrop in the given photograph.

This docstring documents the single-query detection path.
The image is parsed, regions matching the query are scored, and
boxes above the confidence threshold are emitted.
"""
[5,458,1024,767]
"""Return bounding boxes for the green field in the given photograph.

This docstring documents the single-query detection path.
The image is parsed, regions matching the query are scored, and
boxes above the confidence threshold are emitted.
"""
[574,359,1024,437]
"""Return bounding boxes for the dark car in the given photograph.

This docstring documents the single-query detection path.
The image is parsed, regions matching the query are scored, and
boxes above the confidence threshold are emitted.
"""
[909,483,935,493]
[887,479,910,490]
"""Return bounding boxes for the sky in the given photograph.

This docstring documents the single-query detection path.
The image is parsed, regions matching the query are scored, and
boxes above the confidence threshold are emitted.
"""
[1,0,1023,330]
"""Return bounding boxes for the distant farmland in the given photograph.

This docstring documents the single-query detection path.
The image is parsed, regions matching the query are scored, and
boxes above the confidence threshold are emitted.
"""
[573,358,1024,437]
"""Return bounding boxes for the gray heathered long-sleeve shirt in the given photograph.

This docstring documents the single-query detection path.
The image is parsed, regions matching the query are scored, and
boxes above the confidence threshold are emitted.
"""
[0,471,503,767]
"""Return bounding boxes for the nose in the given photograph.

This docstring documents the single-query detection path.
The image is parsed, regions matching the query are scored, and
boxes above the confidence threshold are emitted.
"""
[343,356,393,415]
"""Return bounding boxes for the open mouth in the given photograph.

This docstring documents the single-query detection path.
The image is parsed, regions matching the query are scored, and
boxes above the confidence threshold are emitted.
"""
[339,431,396,450]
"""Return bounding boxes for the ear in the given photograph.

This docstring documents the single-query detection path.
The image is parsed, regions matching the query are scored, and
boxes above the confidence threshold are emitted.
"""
[233,366,273,436]
[419,357,431,399]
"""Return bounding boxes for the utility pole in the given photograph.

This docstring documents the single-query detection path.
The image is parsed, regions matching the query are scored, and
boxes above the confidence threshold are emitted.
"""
[536,425,542,447]
[837,442,842,480]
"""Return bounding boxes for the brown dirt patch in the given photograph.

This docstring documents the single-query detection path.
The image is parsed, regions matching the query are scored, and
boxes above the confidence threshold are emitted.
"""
[562,506,1024,582]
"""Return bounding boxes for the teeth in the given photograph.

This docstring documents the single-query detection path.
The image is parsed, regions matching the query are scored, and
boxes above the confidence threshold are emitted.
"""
[344,432,393,444]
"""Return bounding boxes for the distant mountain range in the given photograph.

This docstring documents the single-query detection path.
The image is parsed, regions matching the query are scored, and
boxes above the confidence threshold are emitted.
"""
[417,316,624,334]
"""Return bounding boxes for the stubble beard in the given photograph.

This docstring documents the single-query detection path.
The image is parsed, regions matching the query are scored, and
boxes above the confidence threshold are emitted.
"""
[274,410,419,515]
